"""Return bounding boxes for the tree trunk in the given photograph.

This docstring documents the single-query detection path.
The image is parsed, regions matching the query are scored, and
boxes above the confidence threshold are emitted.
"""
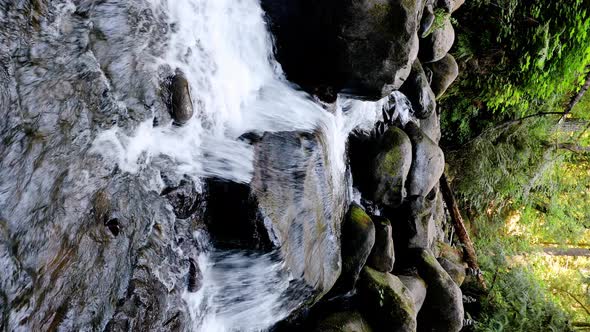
[543,247,590,257]
[560,69,590,123]
[440,173,487,289]
[556,143,590,153]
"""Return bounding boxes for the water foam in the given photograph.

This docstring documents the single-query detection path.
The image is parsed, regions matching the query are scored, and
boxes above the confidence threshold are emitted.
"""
[90,0,413,330]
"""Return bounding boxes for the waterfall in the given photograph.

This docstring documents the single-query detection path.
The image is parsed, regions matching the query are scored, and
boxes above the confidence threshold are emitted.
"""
[89,0,413,330]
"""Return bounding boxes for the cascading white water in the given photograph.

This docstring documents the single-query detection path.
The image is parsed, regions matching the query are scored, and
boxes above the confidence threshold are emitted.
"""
[91,0,413,331]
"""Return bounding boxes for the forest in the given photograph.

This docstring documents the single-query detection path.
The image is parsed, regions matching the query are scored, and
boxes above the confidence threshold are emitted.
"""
[442,0,590,330]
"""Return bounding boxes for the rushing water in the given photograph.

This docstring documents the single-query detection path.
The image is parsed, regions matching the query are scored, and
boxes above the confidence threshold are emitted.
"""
[88,0,413,330]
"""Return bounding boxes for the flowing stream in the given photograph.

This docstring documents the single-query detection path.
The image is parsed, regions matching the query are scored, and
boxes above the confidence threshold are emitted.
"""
[87,0,413,330]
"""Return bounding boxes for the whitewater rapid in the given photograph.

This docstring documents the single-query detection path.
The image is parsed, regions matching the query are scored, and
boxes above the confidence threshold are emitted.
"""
[90,0,413,330]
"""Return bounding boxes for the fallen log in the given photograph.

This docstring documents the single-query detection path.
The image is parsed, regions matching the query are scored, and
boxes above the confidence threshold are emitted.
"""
[440,173,487,289]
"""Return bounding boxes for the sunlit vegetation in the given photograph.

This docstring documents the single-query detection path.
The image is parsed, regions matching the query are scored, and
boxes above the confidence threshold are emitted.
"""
[440,0,590,330]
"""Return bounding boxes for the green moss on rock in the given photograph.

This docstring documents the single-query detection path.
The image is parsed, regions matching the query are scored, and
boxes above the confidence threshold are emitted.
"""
[358,267,418,332]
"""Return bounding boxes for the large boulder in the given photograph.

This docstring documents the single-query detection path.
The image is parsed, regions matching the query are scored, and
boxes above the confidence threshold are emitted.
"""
[419,109,441,144]
[368,216,395,272]
[262,0,422,100]
[358,267,417,332]
[405,195,437,249]
[337,204,376,291]
[398,274,428,312]
[414,249,464,332]
[405,122,445,197]
[399,60,437,119]
[251,131,349,297]
[313,311,373,332]
[419,18,455,63]
[372,127,413,208]
[425,53,459,99]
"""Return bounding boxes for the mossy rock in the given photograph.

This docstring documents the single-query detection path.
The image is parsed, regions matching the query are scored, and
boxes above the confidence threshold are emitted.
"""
[419,17,455,63]
[367,216,395,272]
[414,249,464,332]
[335,204,376,292]
[313,311,373,332]
[372,127,412,208]
[358,267,417,332]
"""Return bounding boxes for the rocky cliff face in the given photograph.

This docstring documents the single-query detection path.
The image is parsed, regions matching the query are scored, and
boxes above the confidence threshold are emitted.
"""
[0,0,466,331]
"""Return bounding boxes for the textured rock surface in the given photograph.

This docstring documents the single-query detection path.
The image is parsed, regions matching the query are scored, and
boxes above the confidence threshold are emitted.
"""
[372,127,413,208]
[313,311,373,332]
[251,131,349,296]
[333,204,376,292]
[358,267,418,332]
[415,249,464,332]
[0,2,202,330]
[405,195,437,249]
[262,0,422,100]
[399,60,437,119]
[169,70,194,125]
[405,122,445,197]
[419,18,455,63]
[426,53,459,99]
[438,257,467,287]
[368,216,395,272]
[420,109,442,143]
[399,274,428,312]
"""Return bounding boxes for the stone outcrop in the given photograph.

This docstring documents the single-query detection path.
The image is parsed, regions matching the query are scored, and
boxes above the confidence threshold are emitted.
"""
[261,0,422,100]
[251,131,349,296]
[358,267,418,332]
[372,127,413,208]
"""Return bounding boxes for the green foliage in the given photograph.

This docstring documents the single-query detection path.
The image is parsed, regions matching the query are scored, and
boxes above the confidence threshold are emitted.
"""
[424,8,450,37]
[441,0,590,145]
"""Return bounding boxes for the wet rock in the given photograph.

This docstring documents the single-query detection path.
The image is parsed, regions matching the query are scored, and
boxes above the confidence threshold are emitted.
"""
[0,3,200,330]
[399,60,437,119]
[160,177,206,220]
[372,127,412,208]
[405,122,445,197]
[419,4,435,38]
[419,18,455,63]
[313,311,373,332]
[419,109,441,144]
[251,131,349,297]
[414,249,464,332]
[335,204,376,292]
[368,216,395,272]
[262,0,421,100]
[170,70,194,125]
[358,267,417,332]
[398,274,428,312]
[425,53,459,99]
